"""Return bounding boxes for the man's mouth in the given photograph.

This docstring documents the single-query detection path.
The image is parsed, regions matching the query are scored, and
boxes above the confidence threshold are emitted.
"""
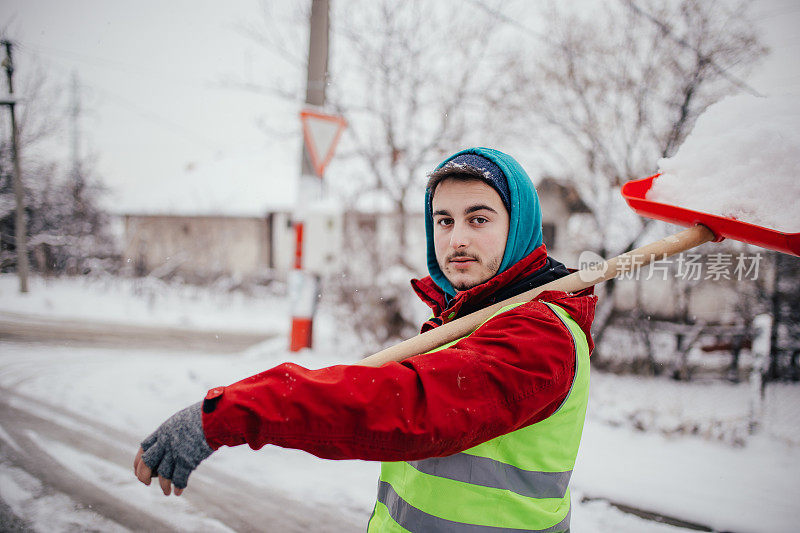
[448,255,479,269]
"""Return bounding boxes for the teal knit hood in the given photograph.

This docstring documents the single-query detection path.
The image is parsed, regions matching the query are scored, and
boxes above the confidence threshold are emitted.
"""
[424,147,543,298]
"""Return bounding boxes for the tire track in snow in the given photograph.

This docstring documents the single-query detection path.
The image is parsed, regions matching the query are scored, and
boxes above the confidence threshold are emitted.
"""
[0,386,363,532]
[0,312,275,353]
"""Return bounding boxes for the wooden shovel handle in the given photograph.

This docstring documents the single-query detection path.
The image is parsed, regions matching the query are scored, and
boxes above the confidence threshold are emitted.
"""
[356,224,715,367]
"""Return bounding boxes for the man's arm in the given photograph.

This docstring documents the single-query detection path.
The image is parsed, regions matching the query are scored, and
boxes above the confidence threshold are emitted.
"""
[134,299,577,494]
[202,300,575,458]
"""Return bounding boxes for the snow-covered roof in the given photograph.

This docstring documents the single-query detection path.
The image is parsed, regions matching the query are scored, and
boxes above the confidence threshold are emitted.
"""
[117,151,300,217]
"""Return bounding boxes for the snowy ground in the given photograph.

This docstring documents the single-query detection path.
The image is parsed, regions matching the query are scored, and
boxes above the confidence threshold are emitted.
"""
[1,274,798,532]
[0,274,290,335]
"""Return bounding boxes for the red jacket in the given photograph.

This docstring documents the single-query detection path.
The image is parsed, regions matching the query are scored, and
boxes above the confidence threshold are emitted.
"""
[202,245,596,461]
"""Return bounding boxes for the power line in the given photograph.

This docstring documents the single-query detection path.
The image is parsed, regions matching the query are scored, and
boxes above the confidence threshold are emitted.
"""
[11,42,220,150]
[86,83,221,150]
[462,0,548,43]
[468,0,766,99]
[15,41,214,90]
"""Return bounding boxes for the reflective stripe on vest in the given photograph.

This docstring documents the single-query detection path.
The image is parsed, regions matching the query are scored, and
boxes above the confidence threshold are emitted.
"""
[373,480,572,533]
[368,301,590,533]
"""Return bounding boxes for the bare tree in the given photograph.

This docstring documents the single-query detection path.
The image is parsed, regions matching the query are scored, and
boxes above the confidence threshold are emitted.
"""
[327,0,509,265]
[0,48,115,275]
[0,58,63,271]
[328,0,520,348]
[237,1,767,352]
[494,0,767,353]
[238,0,514,349]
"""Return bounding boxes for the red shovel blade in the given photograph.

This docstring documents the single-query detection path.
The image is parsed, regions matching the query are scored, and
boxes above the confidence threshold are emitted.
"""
[621,174,800,257]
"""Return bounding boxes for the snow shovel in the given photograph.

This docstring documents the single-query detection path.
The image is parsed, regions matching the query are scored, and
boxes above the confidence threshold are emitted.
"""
[357,174,799,367]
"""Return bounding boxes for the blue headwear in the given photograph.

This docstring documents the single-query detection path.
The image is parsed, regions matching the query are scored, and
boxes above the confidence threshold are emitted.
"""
[424,147,543,297]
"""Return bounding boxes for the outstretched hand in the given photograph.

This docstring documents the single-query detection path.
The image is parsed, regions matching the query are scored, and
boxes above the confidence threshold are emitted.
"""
[134,446,184,496]
[133,401,214,496]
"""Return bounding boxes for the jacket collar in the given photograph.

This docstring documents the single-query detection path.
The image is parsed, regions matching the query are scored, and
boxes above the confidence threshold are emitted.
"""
[411,244,551,322]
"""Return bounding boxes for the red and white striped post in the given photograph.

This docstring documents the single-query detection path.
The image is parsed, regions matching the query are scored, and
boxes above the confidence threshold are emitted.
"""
[290,0,346,352]
[293,221,304,271]
[289,0,329,352]
[289,221,315,351]
[289,109,346,352]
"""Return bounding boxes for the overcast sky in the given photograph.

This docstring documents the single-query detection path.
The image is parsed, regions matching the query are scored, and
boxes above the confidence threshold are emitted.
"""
[1,0,798,215]
[2,0,301,214]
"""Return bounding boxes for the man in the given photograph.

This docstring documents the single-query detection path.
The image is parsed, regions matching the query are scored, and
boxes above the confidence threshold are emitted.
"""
[134,147,596,532]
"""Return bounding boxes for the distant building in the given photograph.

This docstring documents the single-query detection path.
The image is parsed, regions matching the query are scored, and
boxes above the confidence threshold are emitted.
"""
[121,208,428,282]
[120,175,595,282]
[535,177,592,265]
[122,212,290,282]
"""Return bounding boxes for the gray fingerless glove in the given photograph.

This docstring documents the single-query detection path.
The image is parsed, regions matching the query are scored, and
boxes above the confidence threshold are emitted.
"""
[141,402,214,489]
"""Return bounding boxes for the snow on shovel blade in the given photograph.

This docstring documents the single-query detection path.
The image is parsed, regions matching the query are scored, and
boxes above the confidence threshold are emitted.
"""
[622,174,800,257]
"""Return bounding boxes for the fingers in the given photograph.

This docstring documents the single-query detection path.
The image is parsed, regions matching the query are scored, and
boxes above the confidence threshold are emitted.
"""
[140,430,159,451]
[159,474,173,496]
[138,430,199,497]
[141,440,165,473]
[134,447,153,486]
[170,462,191,492]
[135,447,185,496]
[147,447,185,497]
[156,475,184,496]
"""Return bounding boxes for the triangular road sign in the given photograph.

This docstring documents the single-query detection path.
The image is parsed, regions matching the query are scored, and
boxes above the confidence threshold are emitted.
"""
[300,109,347,177]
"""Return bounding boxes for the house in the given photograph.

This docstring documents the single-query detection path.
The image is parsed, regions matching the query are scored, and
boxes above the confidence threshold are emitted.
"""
[122,212,290,282]
[535,177,592,266]
[119,150,296,281]
[121,206,428,283]
[120,173,591,282]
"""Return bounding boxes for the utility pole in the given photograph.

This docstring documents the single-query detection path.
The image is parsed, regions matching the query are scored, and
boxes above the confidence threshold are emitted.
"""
[70,71,81,181]
[302,0,329,178]
[1,40,29,293]
[289,0,330,351]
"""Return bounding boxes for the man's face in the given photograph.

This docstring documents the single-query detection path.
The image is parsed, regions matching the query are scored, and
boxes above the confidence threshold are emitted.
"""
[431,178,510,292]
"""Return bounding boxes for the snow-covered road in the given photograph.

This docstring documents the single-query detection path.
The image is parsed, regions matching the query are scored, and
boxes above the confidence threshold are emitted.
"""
[0,335,745,533]
[0,379,364,532]
[0,311,275,352]
[1,275,797,532]
[0,336,692,533]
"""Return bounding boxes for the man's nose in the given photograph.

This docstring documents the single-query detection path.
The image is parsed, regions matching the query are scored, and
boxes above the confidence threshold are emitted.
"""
[449,222,470,249]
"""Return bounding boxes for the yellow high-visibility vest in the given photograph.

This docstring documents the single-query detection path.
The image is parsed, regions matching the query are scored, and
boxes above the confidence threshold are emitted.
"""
[368,302,590,532]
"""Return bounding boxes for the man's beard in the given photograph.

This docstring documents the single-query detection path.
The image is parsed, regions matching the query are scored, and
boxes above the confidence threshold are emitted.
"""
[442,252,501,291]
